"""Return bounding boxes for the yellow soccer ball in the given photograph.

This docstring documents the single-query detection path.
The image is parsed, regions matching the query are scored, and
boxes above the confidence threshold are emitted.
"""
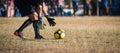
[54,29,65,39]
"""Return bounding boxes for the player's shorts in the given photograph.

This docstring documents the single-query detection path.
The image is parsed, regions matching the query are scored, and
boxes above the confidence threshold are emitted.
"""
[14,0,35,17]
[30,0,43,6]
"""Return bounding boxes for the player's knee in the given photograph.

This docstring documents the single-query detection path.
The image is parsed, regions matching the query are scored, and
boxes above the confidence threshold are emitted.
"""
[28,12,38,21]
[39,5,46,10]
[38,5,42,9]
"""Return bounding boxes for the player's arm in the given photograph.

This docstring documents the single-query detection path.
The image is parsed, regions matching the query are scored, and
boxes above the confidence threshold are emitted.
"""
[42,2,56,27]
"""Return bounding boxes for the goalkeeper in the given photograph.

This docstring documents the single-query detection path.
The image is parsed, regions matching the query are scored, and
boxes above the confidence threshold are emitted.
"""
[13,0,56,40]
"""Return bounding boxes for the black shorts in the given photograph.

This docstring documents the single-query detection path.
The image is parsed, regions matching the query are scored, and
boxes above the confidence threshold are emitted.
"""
[14,0,43,17]
[14,0,35,17]
[30,0,43,6]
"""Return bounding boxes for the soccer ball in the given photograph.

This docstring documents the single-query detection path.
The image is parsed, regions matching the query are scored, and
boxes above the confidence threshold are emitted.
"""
[54,29,65,39]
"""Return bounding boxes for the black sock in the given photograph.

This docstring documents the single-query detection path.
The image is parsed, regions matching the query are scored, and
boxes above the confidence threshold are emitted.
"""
[33,20,41,37]
[17,19,32,32]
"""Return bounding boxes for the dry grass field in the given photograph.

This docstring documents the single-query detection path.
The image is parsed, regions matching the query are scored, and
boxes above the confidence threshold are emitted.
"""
[0,16,120,53]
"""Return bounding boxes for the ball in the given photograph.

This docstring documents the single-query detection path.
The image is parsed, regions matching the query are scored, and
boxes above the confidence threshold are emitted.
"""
[54,29,65,39]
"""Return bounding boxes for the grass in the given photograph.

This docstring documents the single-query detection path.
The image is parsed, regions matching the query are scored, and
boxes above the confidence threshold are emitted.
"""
[0,16,120,53]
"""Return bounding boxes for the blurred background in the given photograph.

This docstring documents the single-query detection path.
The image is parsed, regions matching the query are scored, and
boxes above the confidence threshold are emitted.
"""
[0,0,120,17]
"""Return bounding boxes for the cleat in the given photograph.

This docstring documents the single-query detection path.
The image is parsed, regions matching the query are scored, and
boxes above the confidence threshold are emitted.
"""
[35,35,45,40]
[14,31,26,40]
[35,38,45,40]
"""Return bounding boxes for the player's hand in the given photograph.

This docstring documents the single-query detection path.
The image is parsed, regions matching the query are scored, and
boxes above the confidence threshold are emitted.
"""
[47,18,56,26]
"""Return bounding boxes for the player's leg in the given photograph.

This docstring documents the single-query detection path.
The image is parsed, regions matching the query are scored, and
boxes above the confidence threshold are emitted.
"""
[14,12,44,39]
[33,20,44,39]
[37,5,43,17]
[14,18,32,39]
[28,12,44,39]
[37,2,56,27]
[41,2,50,18]
[13,0,33,39]
[14,0,44,39]
[38,2,52,19]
